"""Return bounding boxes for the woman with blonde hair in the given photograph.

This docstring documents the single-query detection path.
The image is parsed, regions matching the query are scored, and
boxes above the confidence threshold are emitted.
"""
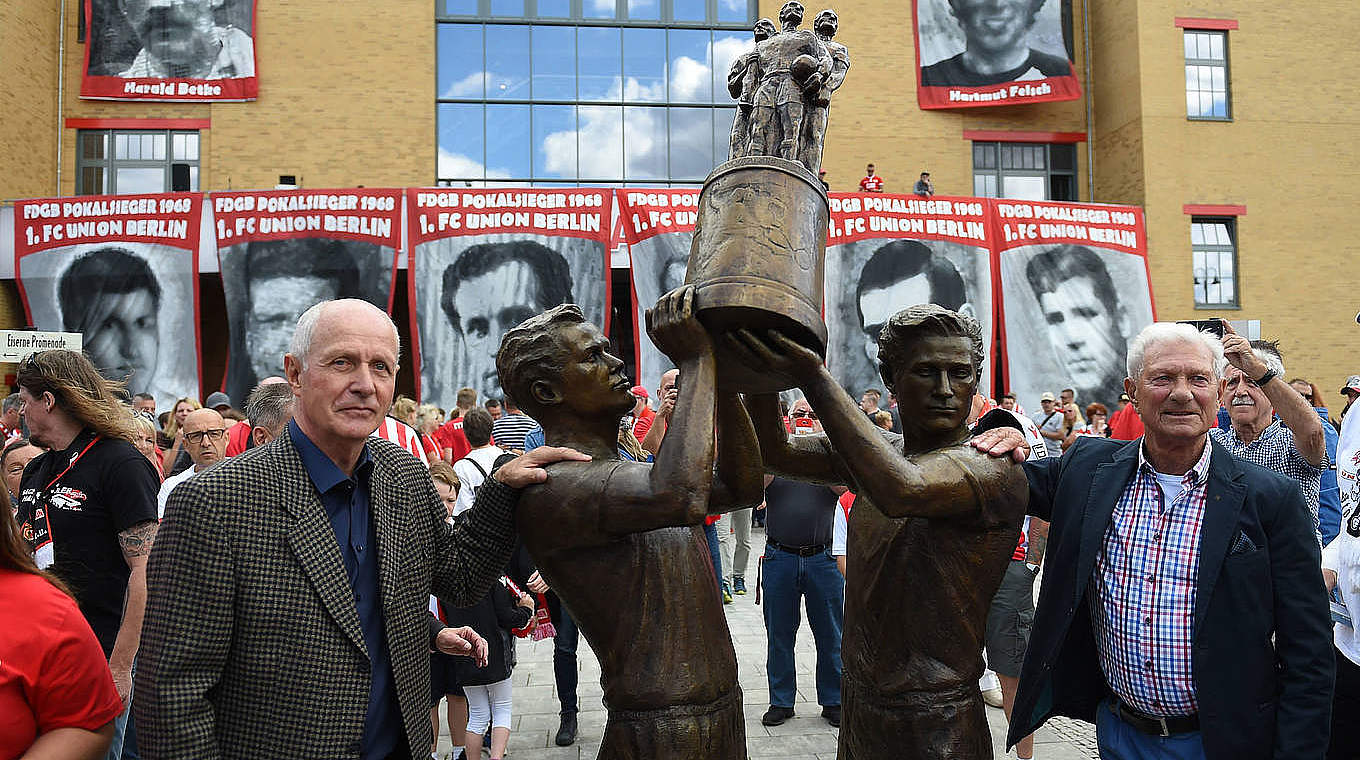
[131,411,165,481]
[160,396,202,475]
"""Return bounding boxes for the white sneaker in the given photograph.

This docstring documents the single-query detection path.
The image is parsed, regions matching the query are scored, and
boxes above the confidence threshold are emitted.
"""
[981,687,1004,708]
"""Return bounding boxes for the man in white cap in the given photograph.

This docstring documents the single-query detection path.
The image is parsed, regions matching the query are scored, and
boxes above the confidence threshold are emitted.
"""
[1339,375,1360,424]
[1035,392,1064,457]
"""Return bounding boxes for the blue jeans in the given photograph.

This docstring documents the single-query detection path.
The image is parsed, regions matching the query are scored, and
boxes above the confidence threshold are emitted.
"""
[547,593,579,714]
[103,703,130,760]
[704,522,722,592]
[761,545,843,707]
[1096,698,1206,759]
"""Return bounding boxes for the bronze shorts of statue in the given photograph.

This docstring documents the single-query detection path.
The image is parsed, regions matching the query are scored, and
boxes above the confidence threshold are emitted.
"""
[495,287,764,759]
[726,304,1028,760]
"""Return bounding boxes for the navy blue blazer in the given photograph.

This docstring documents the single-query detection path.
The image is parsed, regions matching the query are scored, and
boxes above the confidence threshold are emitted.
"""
[1009,436,1333,759]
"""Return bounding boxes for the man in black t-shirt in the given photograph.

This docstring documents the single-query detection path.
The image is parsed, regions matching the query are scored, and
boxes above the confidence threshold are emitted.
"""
[759,398,846,729]
[15,350,160,760]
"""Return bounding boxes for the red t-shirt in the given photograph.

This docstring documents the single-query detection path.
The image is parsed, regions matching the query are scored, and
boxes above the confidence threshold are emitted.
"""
[224,421,252,457]
[632,407,657,440]
[859,174,884,192]
[1107,404,1145,441]
[435,418,471,462]
[0,568,124,757]
[421,433,441,462]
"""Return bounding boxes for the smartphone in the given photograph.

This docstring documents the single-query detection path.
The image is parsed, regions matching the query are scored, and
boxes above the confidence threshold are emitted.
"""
[1177,319,1225,338]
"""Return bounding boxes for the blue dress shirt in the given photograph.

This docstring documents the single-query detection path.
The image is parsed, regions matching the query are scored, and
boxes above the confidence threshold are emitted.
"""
[290,420,401,759]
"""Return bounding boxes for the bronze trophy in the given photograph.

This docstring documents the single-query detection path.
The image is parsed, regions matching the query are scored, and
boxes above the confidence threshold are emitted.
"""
[687,2,848,392]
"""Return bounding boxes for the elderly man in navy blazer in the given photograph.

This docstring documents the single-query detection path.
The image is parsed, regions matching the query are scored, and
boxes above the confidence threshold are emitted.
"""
[982,322,1334,759]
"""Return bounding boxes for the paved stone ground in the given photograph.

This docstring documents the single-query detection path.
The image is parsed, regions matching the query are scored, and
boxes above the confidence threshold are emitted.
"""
[434,526,1098,759]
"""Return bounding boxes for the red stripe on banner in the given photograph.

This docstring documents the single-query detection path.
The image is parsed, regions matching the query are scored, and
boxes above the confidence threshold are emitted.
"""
[1174,17,1238,30]
[962,130,1087,144]
[405,189,425,402]
[1182,204,1246,216]
[64,118,211,130]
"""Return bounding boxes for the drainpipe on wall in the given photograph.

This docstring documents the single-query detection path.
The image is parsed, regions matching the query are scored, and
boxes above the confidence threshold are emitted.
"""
[55,0,67,196]
[1082,0,1094,201]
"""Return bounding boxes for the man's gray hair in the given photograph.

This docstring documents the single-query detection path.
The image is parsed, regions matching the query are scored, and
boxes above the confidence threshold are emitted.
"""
[289,299,400,367]
[1126,322,1226,381]
[245,381,295,434]
[1,393,20,413]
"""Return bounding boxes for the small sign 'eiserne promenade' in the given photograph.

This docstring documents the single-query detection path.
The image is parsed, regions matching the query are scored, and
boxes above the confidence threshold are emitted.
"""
[0,330,82,363]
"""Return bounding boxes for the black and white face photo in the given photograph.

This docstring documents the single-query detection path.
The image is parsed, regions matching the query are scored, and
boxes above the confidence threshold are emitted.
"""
[414,234,606,409]
[824,237,993,397]
[94,0,256,79]
[917,0,1072,87]
[220,237,394,402]
[1001,243,1154,410]
[18,243,199,410]
[629,231,692,394]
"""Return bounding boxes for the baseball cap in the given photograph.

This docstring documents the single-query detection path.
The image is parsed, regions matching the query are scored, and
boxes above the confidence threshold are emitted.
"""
[629,385,649,399]
[204,391,232,410]
[1118,393,1131,402]
[1040,392,1056,402]
[1341,376,1360,394]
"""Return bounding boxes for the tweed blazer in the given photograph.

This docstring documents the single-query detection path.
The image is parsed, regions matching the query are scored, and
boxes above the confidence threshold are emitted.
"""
[135,427,521,760]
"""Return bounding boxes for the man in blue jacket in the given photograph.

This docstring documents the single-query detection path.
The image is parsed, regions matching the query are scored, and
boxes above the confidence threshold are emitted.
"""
[980,321,1334,759]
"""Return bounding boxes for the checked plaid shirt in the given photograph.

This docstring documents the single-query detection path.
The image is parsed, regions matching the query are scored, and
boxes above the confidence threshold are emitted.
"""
[1088,437,1212,717]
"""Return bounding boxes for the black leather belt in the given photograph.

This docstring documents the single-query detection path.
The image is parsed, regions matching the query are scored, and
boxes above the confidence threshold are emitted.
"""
[1111,698,1199,737]
[768,540,828,557]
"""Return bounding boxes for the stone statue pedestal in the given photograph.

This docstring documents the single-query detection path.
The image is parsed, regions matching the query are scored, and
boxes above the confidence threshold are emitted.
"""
[686,156,829,393]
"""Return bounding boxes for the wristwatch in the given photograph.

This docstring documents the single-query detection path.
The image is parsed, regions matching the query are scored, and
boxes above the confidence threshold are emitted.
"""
[1255,368,1278,386]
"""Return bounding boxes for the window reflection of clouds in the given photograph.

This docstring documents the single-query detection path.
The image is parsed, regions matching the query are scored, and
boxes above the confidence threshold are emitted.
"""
[579,27,623,100]
[627,0,659,20]
[532,25,576,100]
[668,107,713,180]
[667,29,711,103]
[584,0,617,19]
[486,25,531,99]
[487,103,531,177]
[623,27,667,102]
[716,0,749,22]
[624,107,668,180]
[537,0,571,16]
[534,104,577,179]
[572,106,624,179]
[672,0,704,21]
[438,24,483,98]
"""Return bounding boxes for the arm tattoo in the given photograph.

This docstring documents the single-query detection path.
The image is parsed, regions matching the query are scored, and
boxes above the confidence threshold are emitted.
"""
[118,520,159,559]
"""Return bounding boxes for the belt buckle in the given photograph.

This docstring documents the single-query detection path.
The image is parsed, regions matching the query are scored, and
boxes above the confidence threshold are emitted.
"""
[1156,716,1170,737]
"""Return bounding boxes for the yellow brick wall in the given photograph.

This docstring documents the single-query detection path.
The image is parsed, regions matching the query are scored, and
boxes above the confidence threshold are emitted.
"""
[0,0,61,201]
[1128,1,1360,399]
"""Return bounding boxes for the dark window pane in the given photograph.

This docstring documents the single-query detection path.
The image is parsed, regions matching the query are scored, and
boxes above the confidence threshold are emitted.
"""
[487,103,532,177]
[533,104,577,179]
[668,28,711,103]
[717,0,749,23]
[624,106,667,180]
[578,27,622,100]
[1049,173,1074,202]
[577,105,622,179]
[627,0,659,20]
[82,131,107,160]
[438,24,485,98]
[485,25,531,98]
[489,0,524,15]
[438,103,486,179]
[80,166,107,195]
[532,25,576,100]
[672,0,705,21]
[536,0,570,16]
[668,106,713,180]
[1050,143,1076,171]
[623,27,666,101]
[583,0,617,19]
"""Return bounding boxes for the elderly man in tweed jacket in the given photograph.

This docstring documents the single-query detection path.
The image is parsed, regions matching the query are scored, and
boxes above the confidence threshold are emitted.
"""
[135,299,585,760]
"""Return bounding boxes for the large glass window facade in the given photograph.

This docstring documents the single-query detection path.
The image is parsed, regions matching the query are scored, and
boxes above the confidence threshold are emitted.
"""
[76,130,200,195]
[972,142,1077,201]
[437,0,755,186]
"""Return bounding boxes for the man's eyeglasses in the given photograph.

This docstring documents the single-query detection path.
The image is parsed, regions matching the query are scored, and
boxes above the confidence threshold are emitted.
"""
[185,428,227,444]
[791,410,817,420]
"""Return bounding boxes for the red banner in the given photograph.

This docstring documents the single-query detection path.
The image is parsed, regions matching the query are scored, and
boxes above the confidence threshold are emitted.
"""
[79,0,259,102]
[13,193,203,409]
[991,199,1152,413]
[615,189,701,396]
[912,0,1081,110]
[406,188,613,407]
[211,188,402,401]
[825,193,998,397]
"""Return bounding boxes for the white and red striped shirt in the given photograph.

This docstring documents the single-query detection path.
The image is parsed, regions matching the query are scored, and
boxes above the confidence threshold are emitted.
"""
[371,416,429,466]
